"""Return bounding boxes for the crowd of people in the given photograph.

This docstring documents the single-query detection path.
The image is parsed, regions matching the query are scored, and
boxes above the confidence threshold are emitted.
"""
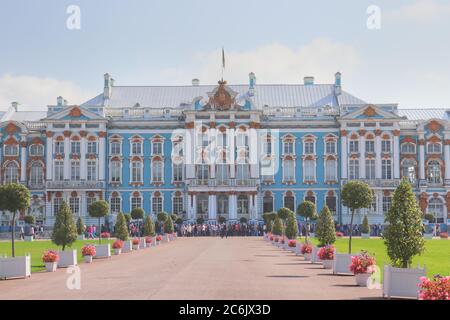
[179,222,264,237]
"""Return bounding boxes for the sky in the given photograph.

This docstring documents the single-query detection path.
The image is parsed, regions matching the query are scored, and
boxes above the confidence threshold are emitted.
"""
[0,0,449,110]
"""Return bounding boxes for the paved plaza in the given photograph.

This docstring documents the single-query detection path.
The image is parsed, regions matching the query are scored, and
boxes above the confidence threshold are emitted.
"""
[0,237,381,300]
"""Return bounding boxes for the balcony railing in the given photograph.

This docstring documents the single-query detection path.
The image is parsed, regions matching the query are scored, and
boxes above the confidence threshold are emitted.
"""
[46,181,105,189]
[341,179,401,188]
[189,179,258,187]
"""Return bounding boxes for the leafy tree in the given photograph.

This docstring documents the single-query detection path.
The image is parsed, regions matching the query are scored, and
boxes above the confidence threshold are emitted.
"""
[175,217,183,225]
[196,217,204,224]
[0,183,31,257]
[424,213,435,223]
[217,215,226,224]
[384,179,425,268]
[271,216,283,236]
[170,213,178,223]
[131,207,144,220]
[124,213,131,225]
[316,206,336,247]
[277,207,292,222]
[24,215,35,225]
[164,215,174,234]
[296,201,317,244]
[143,215,155,237]
[284,211,299,240]
[76,217,85,236]
[157,212,168,223]
[341,181,373,253]
[51,201,77,251]
[88,200,109,244]
[361,215,370,234]
[262,212,277,232]
[114,212,129,241]
[240,217,248,224]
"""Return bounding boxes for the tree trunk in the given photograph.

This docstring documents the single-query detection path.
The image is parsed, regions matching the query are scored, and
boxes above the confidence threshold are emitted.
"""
[349,209,355,254]
[98,217,101,245]
[305,218,309,244]
[11,212,16,257]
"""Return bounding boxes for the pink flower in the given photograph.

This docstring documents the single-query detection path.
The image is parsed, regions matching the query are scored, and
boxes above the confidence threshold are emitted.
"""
[349,251,376,275]
[317,245,335,260]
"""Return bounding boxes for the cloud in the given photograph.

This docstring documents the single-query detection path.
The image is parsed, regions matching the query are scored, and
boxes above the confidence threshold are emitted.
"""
[385,0,450,23]
[160,38,362,85]
[0,74,94,110]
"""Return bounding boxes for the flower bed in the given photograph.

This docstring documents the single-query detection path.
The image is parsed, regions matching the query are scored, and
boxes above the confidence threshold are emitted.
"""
[440,232,449,239]
[288,240,296,248]
[100,232,111,239]
[145,237,152,244]
[42,250,59,263]
[317,245,334,260]
[418,275,450,300]
[112,240,123,249]
[301,243,313,254]
[81,244,96,257]
[349,251,376,275]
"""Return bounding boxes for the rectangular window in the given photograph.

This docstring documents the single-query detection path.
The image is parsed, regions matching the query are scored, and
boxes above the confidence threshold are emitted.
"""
[236,164,249,185]
[87,197,96,210]
[131,162,142,182]
[365,140,375,153]
[152,197,163,214]
[54,161,64,181]
[110,142,121,155]
[304,142,314,154]
[304,160,315,181]
[283,160,295,181]
[326,141,336,154]
[284,141,294,154]
[382,140,391,153]
[264,140,272,155]
[87,160,96,181]
[173,163,183,182]
[325,159,337,181]
[111,161,121,183]
[383,196,392,214]
[173,197,183,215]
[55,141,64,154]
[349,140,359,153]
[382,159,392,179]
[4,145,18,156]
[131,142,142,155]
[349,159,359,180]
[87,141,97,154]
[152,161,163,182]
[216,164,229,185]
[131,197,141,210]
[152,142,163,155]
[71,141,80,154]
[53,198,63,216]
[110,197,121,213]
[69,197,80,216]
[71,161,80,181]
[365,159,376,179]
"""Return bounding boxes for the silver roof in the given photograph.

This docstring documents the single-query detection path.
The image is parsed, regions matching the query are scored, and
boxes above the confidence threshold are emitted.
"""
[398,108,449,121]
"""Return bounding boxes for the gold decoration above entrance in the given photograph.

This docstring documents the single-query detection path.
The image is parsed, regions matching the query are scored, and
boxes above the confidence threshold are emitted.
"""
[204,80,239,111]
[363,105,378,117]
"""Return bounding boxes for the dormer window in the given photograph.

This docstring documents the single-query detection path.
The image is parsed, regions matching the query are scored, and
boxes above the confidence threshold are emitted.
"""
[427,143,441,154]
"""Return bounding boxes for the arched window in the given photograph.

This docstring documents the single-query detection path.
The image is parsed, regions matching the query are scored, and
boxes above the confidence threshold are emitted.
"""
[173,193,183,215]
[131,161,142,183]
[325,158,337,181]
[53,197,63,216]
[263,192,274,213]
[428,198,445,223]
[427,160,442,184]
[284,192,295,212]
[4,162,19,184]
[217,194,228,215]
[305,191,316,204]
[69,197,80,216]
[326,192,337,215]
[29,162,44,186]
[131,194,142,210]
[401,142,416,154]
[401,159,416,182]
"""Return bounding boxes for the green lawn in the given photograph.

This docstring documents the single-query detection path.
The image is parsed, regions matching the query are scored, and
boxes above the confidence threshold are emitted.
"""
[299,236,450,279]
[0,239,115,273]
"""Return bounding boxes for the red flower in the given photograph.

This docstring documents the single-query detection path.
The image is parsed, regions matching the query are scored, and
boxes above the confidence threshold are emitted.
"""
[317,245,335,260]
[301,243,313,254]
[145,236,152,244]
[419,276,450,300]
[81,244,96,257]
[112,240,123,249]
[132,238,140,245]
[42,250,59,263]
[100,232,110,238]
[335,232,344,237]
[349,251,376,274]
[440,232,449,239]
[288,240,296,247]
[156,235,163,242]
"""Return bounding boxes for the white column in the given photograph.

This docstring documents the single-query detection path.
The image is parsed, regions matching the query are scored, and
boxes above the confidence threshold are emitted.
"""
[419,134,425,180]
[99,133,106,181]
[341,133,348,179]
[229,193,237,220]
[192,194,197,220]
[20,135,27,182]
[393,133,400,179]
[229,128,235,178]
[185,128,195,179]
[445,141,450,181]
[249,127,259,178]
[46,134,53,180]
[375,133,382,179]
[80,135,87,180]
[249,193,256,220]
[359,133,366,179]
[209,128,216,179]
[64,133,71,180]
[208,193,217,220]
[0,134,3,182]
[187,193,194,220]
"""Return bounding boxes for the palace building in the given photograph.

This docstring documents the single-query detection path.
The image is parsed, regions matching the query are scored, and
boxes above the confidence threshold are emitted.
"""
[0,72,449,228]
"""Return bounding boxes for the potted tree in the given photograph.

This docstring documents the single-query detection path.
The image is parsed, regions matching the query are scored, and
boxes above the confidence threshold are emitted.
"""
[383,179,426,299]
[143,215,156,247]
[316,206,336,268]
[76,216,85,240]
[114,212,131,253]
[23,215,35,242]
[271,217,283,248]
[285,211,298,252]
[164,215,175,241]
[361,215,370,239]
[88,200,111,259]
[334,181,373,275]
[296,201,317,245]
[349,251,377,286]
[51,201,78,268]
[0,184,32,279]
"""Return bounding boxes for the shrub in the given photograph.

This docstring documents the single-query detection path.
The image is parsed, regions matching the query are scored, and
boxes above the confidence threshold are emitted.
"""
[88,200,110,245]
[81,245,96,257]
[131,208,144,220]
[316,205,336,246]
[349,251,376,275]
[124,213,132,225]
[157,212,168,223]
[52,201,77,251]
[100,232,110,238]
[317,245,334,260]
[24,215,35,225]
[424,213,435,223]
[164,215,174,234]
[341,181,373,253]
[288,240,296,248]
[440,232,449,239]
[301,243,313,254]
[418,276,450,300]
[277,207,293,222]
[196,217,204,225]
[271,217,283,236]
[76,217,85,236]
[112,240,123,249]
[114,212,129,241]
[143,216,155,237]
[132,238,140,245]
[285,211,299,240]
[42,250,59,263]
[384,179,425,268]
[361,215,370,234]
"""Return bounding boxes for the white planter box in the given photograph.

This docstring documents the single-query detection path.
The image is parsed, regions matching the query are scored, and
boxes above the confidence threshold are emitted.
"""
[24,236,34,242]
[304,253,311,261]
[361,233,370,239]
[424,233,433,240]
[114,248,122,255]
[77,235,85,241]
[333,253,353,275]
[0,256,31,279]
[152,237,157,247]
[323,259,333,269]
[383,265,426,299]
[295,243,303,256]
[355,273,371,286]
[57,250,77,268]
[94,244,111,259]
[169,234,174,241]
[45,262,57,272]
[139,238,147,249]
[311,246,323,264]
[84,255,93,263]
[122,240,133,253]
[163,234,170,243]
[132,244,139,250]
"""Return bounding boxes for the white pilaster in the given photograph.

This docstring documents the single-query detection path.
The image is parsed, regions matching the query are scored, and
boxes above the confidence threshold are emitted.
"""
[229,128,235,178]
[359,133,366,179]
[249,128,259,178]
[393,133,400,179]
[375,133,382,179]
[208,194,217,220]
[419,133,425,180]
[99,133,106,180]
[46,134,53,180]
[229,194,237,220]
[341,133,348,179]
[20,135,27,182]
[80,136,87,180]
[64,134,70,180]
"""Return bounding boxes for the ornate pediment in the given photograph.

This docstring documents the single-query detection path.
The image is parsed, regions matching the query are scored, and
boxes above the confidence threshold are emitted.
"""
[204,80,240,111]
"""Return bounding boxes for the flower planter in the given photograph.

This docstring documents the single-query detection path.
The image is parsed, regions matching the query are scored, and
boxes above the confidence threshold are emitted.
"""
[323,259,333,269]
[45,262,57,272]
[333,253,353,275]
[114,248,122,255]
[57,250,77,268]
[423,233,433,240]
[84,255,93,263]
[169,234,174,241]
[355,273,371,286]
[295,243,303,256]
[311,246,322,264]
[77,235,85,241]
[94,244,111,259]
[132,245,139,250]
[383,265,426,299]
[361,233,370,239]
[163,234,170,243]
[24,235,34,242]
[304,253,311,261]
[139,238,147,249]
[152,237,157,247]
[122,240,133,253]
[0,256,31,279]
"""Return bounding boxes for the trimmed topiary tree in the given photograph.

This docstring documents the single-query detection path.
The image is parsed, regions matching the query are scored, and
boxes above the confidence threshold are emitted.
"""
[316,205,336,247]
[88,200,110,244]
[296,201,317,244]
[361,215,370,234]
[76,217,85,236]
[0,183,31,257]
[157,212,168,223]
[341,181,373,254]
[384,178,425,268]
[124,213,131,225]
[143,215,155,237]
[196,217,204,225]
[284,211,299,240]
[24,215,35,225]
[131,207,144,220]
[51,201,77,251]
[271,216,283,236]
[164,215,174,234]
[114,212,129,241]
